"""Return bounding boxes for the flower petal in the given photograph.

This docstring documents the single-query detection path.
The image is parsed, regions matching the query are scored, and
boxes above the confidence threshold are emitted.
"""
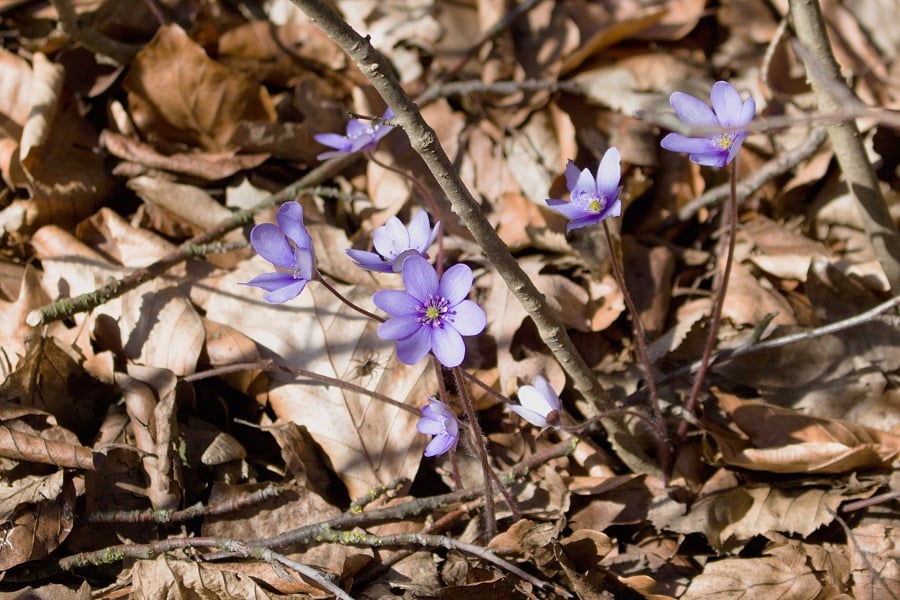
[508,404,548,427]
[346,248,392,272]
[313,133,351,150]
[563,159,582,192]
[402,256,439,301]
[416,418,444,435]
[250,224,293,268]
[448,300,486,336]
[547,199,589,221]
[660,133,712,155]
[424,433,455,457]
[277,202,311,250]
[574,167,597,197]
[710,81,742,126]
[263,280,307,304]
[407,211,433,252]
[669,91,718,127]
[533,375,560,411]
[242,272,298,292]
[373,289,420,317]
[438,263,474,306]
[738,98,756,126]
[430,326,465,368]
[373,216,410,259]
[596,147,621,197]
[378,315,422,340]
[517,384,555,415]
[395,326,433,365]
[690,151,728,167]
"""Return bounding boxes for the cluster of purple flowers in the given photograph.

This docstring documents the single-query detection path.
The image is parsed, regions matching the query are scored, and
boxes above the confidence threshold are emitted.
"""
[244,82,753,457]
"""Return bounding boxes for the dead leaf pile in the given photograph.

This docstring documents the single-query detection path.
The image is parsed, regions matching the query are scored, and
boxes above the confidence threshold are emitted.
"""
[0,0,897,597]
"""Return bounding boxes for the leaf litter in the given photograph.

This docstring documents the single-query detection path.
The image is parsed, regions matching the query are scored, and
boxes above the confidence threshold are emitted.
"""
[0,0,896,597]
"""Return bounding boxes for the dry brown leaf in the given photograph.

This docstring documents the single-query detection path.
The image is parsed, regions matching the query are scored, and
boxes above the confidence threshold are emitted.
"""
[101,129,269,181]
[130,552,309,599]
[116,366,181,511]
[848,523,900,599]
[0,471,77,571]
[0,336,110,441]
[710,392,900,473]
[124,23,276,153]
[202,318,267,399]
[0,264,48,362]
[681,541,850,599]
[0,402,102,470]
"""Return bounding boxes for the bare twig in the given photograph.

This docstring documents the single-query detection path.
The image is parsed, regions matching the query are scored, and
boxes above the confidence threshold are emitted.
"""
[789,0,900,295]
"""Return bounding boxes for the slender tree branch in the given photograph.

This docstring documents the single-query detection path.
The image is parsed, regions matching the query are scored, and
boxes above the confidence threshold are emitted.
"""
[789,0,900,295]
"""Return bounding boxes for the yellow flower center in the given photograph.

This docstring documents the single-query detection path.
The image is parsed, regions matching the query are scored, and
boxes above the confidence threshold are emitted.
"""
[425,305,441,320]
[714,132,734,150]
[587,197,605,214]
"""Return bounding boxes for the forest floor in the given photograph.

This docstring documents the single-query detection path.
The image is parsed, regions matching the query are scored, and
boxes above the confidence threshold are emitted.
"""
[0,0,898,598]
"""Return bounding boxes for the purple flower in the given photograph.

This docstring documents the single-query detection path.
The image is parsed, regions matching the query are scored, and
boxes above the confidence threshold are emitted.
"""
[416,397,459,457]
[314,108,395,160]
[660,81,756,167]
[373,256,486,368]
[510,376,561,428]
[546,148,623,233]
[242,202,315,304]
[346,212,440,273]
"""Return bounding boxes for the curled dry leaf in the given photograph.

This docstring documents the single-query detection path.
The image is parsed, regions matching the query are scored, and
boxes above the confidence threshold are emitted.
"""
[116,366,181,511]
[0,401,103,470]
[0,471,77,571]
[710,391,900,474]
[124,24,276,153]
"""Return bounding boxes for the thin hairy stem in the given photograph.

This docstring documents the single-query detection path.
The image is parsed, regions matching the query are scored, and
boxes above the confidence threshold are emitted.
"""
[453,366,496,540]
[674,163,739,456]
[315,273,384,322]
[601,220,668,478]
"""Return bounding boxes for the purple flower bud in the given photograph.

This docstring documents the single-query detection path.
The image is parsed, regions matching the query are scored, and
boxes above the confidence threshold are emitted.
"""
[416,397,459,457]
[510,375,561,428]
[660,81,756,167]
[314,108,395,159]
[242,202,315,303]
[373,256,486,368]
[546,147,623,233]
[346,212,440,273]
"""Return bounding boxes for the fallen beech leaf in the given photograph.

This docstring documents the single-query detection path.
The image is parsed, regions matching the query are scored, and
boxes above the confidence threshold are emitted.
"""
[0,417,101,470]
[124,24,276,152]
[682,541,848,599]
[116,366,180,511]
[848,523,900,599]
[711,392,900,473]
[0,472,77,571]
[101,130,269,181]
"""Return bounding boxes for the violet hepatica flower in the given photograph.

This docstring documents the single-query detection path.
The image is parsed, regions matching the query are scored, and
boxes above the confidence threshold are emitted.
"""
[346,212,440,273]
[314,108,395,160]
[373,255,486,368]
[510,375,561,428]
[242,201,315,304]
[416,397,459,457]
[660,81,756,167]
[545,147,622,233]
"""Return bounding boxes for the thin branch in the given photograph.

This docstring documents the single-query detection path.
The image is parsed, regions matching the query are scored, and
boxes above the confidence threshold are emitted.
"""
[789,0,900,295]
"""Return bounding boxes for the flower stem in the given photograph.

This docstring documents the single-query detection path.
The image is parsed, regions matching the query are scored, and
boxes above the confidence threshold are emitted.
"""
[673,162,739,461]
[314,273,384,322]
[601,221,670,481]
[453,366,496,540]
